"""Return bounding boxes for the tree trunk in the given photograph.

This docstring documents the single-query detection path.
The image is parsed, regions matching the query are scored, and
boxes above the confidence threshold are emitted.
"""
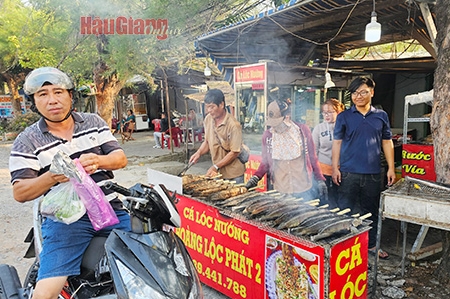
[429,0,450,283]
[93,60,123,128]
[2,72,24,117]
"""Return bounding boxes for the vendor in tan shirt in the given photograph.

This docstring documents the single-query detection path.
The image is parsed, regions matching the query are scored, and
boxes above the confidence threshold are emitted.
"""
[189,89,245,183]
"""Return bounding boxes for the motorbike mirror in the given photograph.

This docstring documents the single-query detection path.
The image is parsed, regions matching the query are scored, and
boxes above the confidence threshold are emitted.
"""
[153,184,181,227]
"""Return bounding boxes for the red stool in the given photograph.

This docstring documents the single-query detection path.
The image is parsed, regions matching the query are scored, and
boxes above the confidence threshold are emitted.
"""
[161,127,183,149]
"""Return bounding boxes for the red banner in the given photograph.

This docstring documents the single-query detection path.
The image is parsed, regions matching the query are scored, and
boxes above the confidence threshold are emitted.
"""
[174,194,369,299]
[234,63,266,83]
[244,154,267,192]
[402,144,436,181]
[329,234,369,299]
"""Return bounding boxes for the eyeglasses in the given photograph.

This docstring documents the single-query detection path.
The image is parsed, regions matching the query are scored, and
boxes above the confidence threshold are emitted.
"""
[322,111,336,116]
[351,90,370,97]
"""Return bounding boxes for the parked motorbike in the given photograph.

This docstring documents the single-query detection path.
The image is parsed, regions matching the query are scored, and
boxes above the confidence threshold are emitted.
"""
[0,182,203,299]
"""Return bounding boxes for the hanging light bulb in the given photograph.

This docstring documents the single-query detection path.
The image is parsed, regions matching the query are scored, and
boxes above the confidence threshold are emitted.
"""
[324,72,335,89]
[204,56,211,77]
[365,0,381,43]
[204,66,211,77]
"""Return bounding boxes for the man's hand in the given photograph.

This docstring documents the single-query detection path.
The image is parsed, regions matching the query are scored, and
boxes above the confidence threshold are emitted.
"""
[245,176,260,189]
[78,153,100,174]
[189,151,201,164]
[332,169,341,186]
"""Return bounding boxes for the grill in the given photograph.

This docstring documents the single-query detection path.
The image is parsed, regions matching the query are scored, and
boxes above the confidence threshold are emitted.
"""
[380,176,450,231]
[388,176,450,199]
[373,176,450,293]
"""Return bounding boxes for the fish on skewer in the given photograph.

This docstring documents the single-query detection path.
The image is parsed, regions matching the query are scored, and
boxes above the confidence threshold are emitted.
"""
[208,186,248,201]
[291,211,354,236]
[182,174,205,185]
[272,201,321,226]
[191,184,232,197]
[249,197,302,218]
[242,195,286,215]
[216,189,262,207]
[309,214,371,242]
[190,179,229,192]
[292,207,343,229]
[277,205,331,230]
[231,195,280,213]
[183,175,222,190]
[257,198,305,221]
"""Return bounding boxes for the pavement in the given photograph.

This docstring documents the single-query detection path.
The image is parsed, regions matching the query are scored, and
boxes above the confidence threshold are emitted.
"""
[116,130,210,172]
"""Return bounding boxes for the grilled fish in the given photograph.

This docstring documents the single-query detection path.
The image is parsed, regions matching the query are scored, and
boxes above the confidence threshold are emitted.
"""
[258,199,305,221]
[277,207,332,230]
[292,214,349,236]
[272,202,321,226]
[294,208,342,228]
[310,217,363,242]
[217,191,261,207]
[208,187,247,201]
[231,195,272,212]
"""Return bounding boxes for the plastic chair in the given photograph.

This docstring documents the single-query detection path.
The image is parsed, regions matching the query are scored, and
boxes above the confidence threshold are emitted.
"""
[194,128,204,142]
[151,119,161,132]
[161,127,183,149]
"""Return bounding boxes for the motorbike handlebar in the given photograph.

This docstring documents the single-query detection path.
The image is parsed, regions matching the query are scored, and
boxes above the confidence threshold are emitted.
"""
[104,181,133,197]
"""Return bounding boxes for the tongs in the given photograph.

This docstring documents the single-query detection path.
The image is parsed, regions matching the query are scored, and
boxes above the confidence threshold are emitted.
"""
[178,162,194,176]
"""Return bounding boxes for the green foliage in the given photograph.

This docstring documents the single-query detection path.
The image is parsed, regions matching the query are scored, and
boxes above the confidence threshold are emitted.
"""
[342,40,429,60]
[3,112,41,134]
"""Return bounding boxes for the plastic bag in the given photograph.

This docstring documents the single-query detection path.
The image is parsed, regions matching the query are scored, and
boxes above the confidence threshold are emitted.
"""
[237,144,250,164]
[41,182,86,224]
[71,158,119,231]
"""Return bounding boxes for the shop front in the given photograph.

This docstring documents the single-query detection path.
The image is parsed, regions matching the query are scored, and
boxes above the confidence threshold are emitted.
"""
[234,61,364,184]
[234,61,363,151]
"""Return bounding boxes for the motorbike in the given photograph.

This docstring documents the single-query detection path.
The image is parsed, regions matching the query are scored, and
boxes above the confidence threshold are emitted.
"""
[0,182,203,299]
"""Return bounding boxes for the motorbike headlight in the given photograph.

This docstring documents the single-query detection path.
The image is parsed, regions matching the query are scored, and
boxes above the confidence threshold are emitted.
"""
[185,255,204,299]
[116,259,167,299]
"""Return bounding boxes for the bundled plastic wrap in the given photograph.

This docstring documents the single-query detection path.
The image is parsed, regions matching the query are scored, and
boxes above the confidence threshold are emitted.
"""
[50,151,119,230]
[41,182,86,224]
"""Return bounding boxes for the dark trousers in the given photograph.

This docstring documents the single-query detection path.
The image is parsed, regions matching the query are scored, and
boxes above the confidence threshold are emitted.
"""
[324,175,339,209]
[337,172,381,248]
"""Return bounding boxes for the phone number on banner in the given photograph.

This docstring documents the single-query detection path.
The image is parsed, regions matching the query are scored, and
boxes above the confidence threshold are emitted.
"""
[193,259,247,298]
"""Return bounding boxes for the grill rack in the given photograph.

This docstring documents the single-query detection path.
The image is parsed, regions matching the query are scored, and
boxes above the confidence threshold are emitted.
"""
[387,176,450,200]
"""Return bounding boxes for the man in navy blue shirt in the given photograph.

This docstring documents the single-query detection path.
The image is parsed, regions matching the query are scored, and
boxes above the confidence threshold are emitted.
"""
[332,76,395,259]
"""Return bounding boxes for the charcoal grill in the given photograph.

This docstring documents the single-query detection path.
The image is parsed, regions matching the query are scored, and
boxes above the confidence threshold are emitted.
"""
[373,176,450,293]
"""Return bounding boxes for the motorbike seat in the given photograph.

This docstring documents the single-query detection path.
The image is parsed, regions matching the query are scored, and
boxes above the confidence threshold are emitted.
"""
[79,236,107,280]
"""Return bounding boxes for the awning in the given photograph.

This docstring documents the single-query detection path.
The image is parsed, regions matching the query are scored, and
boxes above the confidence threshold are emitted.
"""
[185,81,235,107]
[195,0,436,81]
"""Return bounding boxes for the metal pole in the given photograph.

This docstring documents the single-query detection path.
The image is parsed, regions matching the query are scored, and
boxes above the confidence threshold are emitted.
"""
[163,72,174,154]
[372,193,384,296]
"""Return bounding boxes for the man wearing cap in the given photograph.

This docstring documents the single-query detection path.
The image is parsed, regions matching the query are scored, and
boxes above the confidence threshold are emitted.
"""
[189,89,245,183]
[9,67,130,298]
[246,99,327,200]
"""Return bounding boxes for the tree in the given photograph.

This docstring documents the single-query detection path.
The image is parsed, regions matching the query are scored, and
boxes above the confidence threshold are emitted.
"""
[0,0,34,116]
[24,0,279,127]
[429,0,450,284]
[0,0,85,117]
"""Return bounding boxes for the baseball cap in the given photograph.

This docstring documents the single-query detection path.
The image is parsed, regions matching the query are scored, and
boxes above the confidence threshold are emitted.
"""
[266,101,285,127]
[23,67,74,95]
